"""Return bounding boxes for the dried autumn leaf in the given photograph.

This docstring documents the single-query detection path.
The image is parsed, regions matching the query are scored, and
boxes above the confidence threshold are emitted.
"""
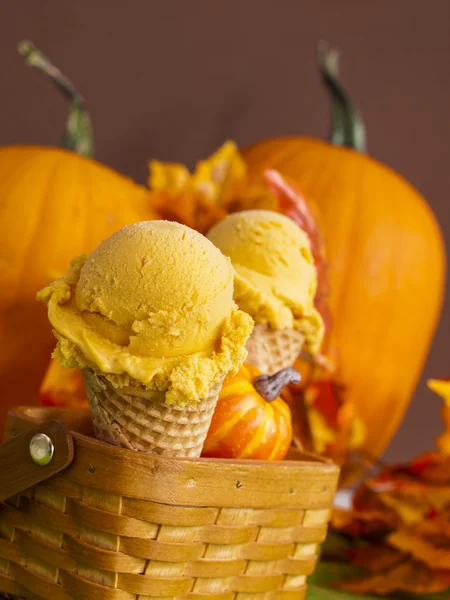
[328,378,450,596]
[148,142,245,233]
[149,190,226,233]
[148,190,199,229]
[368,478,450,516]
[308,406,337,454]
[347,545,404,573]
[191,140,247,205]
[389,451,450,485]
[340,558,450,595]
[388,528,450,570]
[263,169,322,256]
[149,161,190,193]
[331,507,396,537]
[262,169,332,342]
[428,378,450,455]
[302,380,366,464]
[352,482,391,514]
[428,378,450,404]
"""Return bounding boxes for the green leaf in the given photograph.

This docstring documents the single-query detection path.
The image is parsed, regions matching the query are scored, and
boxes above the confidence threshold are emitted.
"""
[307,582,374,600]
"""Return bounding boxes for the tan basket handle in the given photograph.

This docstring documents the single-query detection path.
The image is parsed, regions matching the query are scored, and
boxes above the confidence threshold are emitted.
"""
[0,420,74,502]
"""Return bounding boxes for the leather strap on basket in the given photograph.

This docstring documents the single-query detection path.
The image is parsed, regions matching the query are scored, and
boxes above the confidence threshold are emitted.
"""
[0,420,74,502]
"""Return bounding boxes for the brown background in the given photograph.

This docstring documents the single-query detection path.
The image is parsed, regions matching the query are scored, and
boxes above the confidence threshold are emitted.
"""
[1,0,449,461]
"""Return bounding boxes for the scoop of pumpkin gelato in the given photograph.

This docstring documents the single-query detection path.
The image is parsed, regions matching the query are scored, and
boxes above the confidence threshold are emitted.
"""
[207,210,323,354]
[37,221,253,406]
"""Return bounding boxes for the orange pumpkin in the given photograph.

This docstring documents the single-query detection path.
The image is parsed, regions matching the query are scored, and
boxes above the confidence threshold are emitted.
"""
[241,44,446,463]
[202,365,297,460]
[0,43,158,429]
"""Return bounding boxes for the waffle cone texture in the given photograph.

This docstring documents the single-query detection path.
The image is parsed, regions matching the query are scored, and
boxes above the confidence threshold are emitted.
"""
[245,324,305,375]
[82,368,223,458]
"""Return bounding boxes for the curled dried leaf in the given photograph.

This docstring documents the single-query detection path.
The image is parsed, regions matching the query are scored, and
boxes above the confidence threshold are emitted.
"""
[429,378,450,455]
[331,507,396,537]
[340,558,450,595]
[388,527,450,570]
[302,379,366,463]
[348,545,405,573]
[147,142,246,233]
[328,375,450,596]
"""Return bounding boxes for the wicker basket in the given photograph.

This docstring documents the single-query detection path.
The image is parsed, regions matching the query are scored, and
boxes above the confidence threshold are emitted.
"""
[0,406,339,600]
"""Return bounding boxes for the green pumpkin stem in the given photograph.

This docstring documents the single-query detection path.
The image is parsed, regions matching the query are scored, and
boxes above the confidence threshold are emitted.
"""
[18,40,94,157]
[254,367,301,402]
[316,41,366,153]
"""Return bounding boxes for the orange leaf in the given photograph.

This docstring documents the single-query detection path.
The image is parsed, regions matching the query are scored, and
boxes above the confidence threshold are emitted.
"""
[413,512,450,538]
[191,141,247,205]
[263,169,321,255]
[301,379,366,463]
[148,161,190,193]
[438,404,450,455]
[428,378,450,405]
[328,380,450,595]
[348,545,405,573]
[332,507,396,537]
[340,558,450,595]
[390,451,450,485]
[388,527,450,570]
[371,481,450,517]
[262,169,332,341]
[428,378,450,455]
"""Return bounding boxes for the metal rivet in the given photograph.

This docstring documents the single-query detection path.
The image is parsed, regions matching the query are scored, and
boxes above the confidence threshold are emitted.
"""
[289,487,295,494]
[187,478,196,487]
[29,433,54,466]
[88,465,96,474]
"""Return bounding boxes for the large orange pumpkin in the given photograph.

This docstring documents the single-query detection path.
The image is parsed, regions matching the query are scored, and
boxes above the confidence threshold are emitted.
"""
[0,43,158,428]
[241,45,446,463]
[202,365,297,460]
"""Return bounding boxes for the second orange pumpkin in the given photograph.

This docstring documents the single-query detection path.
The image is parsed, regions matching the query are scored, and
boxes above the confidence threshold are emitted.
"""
[241,46,446,465]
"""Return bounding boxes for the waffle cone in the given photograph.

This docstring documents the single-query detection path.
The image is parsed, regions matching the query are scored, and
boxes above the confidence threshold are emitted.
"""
[82,368,223,458]
[245,324,305,375]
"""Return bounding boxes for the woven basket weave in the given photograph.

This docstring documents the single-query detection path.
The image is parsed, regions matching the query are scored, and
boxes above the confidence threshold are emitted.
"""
[0,406,339,600]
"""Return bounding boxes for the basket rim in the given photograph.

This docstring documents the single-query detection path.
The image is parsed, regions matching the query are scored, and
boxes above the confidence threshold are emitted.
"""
[6,405,339,508]
[8,406,338,471]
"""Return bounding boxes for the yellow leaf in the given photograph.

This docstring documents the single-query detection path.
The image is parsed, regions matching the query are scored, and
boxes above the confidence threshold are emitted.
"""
[191,140,247,204]
[428,378,450,454]
[428,378,450,405]
[388,527,450,570]
[147,141,247,213]
[337,401,367,449]
[148,161,190,193]
[308,407,336,454]
[377,492,428,524]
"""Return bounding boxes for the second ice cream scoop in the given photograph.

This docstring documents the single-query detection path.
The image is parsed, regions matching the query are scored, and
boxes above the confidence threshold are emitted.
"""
[207,210,324,356]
